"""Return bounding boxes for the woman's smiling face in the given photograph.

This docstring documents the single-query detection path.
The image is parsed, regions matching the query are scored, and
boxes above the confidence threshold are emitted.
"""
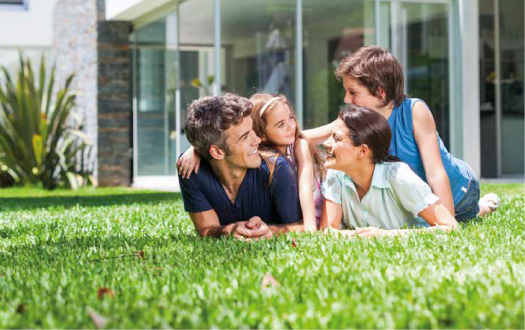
[323,119,361,171]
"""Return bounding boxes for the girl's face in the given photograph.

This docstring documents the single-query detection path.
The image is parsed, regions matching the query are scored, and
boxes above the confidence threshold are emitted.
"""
[323,119,363,171]
[343,76,384,111]
[263,102,297,150]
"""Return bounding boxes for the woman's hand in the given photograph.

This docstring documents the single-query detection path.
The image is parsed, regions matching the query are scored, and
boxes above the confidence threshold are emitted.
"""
[323,227,389,238]
[323,227,357,238]
[354,227,389,238]
[177,146,201,179]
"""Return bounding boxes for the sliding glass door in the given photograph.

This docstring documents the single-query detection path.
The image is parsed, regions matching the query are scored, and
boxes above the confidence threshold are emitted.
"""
[132,12,179,188]
[130,0,458,189]
[480,0,524,177]
[300,0,451,149]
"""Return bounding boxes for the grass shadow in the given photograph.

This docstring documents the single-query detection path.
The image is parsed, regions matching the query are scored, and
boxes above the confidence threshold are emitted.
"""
[0,192,182,211]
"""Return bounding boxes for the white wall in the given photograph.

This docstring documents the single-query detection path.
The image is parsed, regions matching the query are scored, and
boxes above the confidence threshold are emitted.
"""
[0,0,57,69]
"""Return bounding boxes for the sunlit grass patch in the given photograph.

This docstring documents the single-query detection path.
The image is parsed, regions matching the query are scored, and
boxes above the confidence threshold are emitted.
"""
[0,184,523,328]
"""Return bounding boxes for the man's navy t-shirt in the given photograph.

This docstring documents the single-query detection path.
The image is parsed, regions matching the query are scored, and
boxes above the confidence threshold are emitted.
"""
[178,156,302,226]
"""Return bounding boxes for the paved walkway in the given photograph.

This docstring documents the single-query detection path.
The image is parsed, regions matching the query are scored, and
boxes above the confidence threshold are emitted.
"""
[481,175,524,184]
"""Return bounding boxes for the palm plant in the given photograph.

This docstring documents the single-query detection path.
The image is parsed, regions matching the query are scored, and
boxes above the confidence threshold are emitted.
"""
[0,54,92,189]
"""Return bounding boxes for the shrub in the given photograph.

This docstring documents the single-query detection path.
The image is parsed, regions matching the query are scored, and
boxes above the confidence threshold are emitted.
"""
[0,55,92,189]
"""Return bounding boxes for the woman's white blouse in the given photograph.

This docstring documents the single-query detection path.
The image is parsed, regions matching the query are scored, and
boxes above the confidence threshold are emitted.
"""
[322,162,439,229]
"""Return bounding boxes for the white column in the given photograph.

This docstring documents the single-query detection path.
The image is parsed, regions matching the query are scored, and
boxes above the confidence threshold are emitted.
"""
[296,0,303,126]
[458,0,481,176]
[214,0,221,95]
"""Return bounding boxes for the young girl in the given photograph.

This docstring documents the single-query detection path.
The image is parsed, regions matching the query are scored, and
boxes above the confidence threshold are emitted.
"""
[321,105,458,237]
[307,46,500,221]
[177,93,325,232]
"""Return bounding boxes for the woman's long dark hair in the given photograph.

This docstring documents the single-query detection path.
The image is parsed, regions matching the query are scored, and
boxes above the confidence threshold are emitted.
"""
[338,105,400,164]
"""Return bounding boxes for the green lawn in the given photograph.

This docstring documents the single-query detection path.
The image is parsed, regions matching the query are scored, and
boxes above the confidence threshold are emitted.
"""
[0,184,523,328]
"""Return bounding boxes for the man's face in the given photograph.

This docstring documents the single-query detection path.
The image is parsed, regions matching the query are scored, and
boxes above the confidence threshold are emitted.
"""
[343,75,384,111]
[222,116,262,169]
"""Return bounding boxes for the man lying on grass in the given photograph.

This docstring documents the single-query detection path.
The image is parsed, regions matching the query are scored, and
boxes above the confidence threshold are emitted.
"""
[320,105,458,237]
[179,93,303,240]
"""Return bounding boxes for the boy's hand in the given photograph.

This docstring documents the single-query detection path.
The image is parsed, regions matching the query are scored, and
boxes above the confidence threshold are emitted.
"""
[177,146,201,179]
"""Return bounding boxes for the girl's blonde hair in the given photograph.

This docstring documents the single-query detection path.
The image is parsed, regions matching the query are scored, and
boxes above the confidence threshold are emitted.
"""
[249,93,325,185]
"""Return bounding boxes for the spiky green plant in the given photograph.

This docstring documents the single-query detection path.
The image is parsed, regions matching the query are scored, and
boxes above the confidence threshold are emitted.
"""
[0,54,92,189]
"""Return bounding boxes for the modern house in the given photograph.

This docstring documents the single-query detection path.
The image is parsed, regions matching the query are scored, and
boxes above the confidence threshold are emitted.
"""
[50,0,523,190]
[0,0,57,71]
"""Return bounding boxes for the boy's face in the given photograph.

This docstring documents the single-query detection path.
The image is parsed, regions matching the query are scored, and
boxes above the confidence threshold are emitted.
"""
[342,75,384,111]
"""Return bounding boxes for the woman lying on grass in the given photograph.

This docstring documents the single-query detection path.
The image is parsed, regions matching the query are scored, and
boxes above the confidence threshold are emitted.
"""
[320,105,458,237]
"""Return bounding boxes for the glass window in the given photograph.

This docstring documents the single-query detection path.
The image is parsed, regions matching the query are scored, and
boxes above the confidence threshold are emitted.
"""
[302,0,450,149]
[500,0,524,175]
[133,14,178,176]
[0,0,25,7]
[179,0,215,153]
[221,0,296,103]
[479,0,524,177]
[479,0,498,177]
[302,0,376,128]
[390,2,450,148]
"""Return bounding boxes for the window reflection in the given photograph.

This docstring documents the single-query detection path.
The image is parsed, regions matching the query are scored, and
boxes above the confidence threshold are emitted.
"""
[221,0,296,102]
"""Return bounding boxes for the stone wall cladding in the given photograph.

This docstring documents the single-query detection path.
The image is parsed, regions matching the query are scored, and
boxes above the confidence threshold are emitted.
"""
[97,16,132,186]
[53,0,132,186]
[53,0,98,176]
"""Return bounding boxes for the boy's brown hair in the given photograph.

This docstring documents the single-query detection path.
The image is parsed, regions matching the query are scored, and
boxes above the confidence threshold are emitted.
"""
[335,46,406,107]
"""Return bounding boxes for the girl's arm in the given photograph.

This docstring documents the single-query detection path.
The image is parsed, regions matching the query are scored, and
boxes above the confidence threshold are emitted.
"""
[295,138,318,232]
[177,146,201,179]
[302,121,335,146]
[412,102,455,215]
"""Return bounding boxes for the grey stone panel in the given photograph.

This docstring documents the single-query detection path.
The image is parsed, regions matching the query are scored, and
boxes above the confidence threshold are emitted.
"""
[97,18,132,187]
[53,0,133,187]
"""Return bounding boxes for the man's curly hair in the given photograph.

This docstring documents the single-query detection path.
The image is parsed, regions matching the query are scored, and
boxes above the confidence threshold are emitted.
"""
[185,93,253,160]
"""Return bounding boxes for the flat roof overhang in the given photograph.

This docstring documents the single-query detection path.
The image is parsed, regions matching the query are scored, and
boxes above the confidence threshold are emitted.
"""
[106,0,178,22]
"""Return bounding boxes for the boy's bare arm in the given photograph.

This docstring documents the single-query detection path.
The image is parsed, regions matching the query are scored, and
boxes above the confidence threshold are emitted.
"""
[412,101,455,215]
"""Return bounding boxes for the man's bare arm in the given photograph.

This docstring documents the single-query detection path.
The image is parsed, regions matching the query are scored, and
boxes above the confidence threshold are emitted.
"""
[189,210,235,238]
[190,211,273,239]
